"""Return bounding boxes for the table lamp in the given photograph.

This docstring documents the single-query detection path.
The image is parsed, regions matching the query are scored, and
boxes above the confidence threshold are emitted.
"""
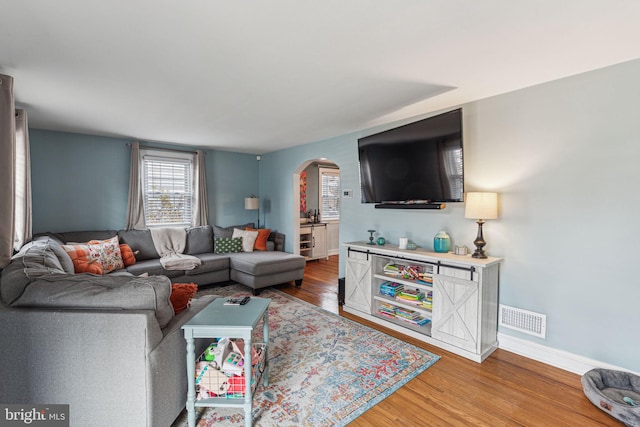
[464,192,498,259]
[244,196,260,228]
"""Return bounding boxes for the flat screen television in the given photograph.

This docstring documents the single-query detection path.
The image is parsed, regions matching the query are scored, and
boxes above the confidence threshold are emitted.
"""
[358,108,463,207]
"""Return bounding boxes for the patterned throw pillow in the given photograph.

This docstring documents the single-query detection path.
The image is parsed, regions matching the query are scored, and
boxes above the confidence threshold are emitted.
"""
[62,236,124,274]
[214,237,243,254]
[86,236,125,273]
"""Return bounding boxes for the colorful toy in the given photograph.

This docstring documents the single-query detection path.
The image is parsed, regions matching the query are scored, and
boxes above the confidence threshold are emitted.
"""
[230,339,262,365]
[203,337,232,369]
[401,264,422,279]
[195,361,229,397]
[222,352,244,375]
[203,343,217,362]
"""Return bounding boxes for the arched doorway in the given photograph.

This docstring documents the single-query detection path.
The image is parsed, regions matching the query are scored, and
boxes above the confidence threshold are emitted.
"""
[292,159,341,312]
[292,159,340,259]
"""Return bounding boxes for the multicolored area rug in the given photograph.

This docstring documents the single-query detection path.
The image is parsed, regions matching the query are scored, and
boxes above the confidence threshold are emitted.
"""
[172,284,439,427]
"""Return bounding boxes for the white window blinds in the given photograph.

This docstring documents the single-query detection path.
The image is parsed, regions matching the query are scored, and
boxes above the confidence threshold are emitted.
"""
[320,168,340,221]
[142,152,194,226]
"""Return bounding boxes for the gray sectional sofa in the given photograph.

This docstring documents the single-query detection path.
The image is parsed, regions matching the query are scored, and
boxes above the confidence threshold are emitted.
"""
[0,223,305,427]
[39,223,305,293]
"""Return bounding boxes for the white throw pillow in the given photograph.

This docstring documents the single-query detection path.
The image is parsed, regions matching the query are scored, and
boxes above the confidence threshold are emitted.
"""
[232,228,259,252]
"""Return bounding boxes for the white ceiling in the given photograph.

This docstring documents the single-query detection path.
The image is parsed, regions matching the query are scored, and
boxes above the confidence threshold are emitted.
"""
[2,1,640,154]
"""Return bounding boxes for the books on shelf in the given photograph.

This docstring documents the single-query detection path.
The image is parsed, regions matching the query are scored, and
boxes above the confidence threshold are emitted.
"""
[380,281,403,297]
[383,263,401,275]
[398,288,423,297]
[418,273,433,284]
[395,307,420,320]
[378,302,396,317]
[421,291,433,310]
[396,288,425,303]
[376,303,431,327]
[396,297,424,306]
[401,316,431,326]
[400,287,421,295]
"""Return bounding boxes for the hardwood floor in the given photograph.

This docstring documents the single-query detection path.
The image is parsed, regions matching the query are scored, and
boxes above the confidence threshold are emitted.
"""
[274,256,619,426]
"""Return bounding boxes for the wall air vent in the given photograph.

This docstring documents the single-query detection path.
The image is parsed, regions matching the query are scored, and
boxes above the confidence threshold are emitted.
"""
[499,305,547,339]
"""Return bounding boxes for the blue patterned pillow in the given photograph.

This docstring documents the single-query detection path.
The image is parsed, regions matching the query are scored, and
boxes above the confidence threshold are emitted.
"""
[214,237,243,254]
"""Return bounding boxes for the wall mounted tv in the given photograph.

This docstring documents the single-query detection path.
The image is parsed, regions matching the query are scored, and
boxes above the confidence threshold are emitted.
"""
[358,108,463,209]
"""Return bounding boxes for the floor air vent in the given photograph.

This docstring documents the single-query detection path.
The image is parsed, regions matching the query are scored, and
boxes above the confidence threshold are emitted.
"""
[499,305,546,339]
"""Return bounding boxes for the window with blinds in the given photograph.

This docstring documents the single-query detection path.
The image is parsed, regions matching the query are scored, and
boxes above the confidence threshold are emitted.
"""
[142,151,194,227]
[320,168,340,221]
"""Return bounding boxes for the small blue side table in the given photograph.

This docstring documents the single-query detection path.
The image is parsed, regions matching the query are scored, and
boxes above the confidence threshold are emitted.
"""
[182,297,270,427]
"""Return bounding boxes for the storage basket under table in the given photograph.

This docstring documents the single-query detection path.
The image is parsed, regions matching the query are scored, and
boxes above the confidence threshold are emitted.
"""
[195,342,266,399]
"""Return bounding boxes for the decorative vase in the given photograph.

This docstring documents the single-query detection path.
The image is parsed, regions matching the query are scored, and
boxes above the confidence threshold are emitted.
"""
[376,237,386,246]
[434,230,451,253]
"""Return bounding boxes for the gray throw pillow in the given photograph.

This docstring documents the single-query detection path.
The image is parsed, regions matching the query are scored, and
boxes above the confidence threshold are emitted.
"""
[213,223,255,239]
[185,226,213,255]
[118,230,159,261]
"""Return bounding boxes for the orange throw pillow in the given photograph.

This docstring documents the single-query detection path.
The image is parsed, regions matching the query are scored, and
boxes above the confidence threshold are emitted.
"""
[170,283,198,314]
[245,228,271,251]
[73,258,103,275]
[62,243,103,274]
[119,243,137,266]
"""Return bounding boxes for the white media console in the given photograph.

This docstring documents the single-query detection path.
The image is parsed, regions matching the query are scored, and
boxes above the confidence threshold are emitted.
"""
[343,241,502,362]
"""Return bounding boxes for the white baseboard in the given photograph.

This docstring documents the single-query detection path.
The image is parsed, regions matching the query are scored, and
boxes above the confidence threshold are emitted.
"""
[497,332,639,376]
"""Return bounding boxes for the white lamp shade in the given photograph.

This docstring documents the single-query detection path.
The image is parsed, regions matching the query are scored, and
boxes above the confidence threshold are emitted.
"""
[464,192,498,220]
[244,197,259,210]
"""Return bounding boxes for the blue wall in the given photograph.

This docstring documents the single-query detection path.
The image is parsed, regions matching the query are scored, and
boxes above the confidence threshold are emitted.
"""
[30,130,131,232]
[208,151,260,227]
[260,59,640,373]
[29,130,258,233]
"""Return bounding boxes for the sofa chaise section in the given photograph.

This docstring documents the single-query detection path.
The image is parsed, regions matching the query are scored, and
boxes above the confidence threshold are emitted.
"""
[229,251,305,294]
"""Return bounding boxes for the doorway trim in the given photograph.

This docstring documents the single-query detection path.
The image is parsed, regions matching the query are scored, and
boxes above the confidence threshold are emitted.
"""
[292,159,339,256]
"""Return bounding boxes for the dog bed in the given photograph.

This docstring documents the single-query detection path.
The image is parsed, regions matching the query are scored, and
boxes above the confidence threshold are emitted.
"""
[581,368,640,426]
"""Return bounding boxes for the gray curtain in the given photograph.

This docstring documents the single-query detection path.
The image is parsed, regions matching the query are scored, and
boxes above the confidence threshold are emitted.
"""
[0,74,16,268]
[193,149,209,226]
[14,109,32,250]
[125,141,146,230]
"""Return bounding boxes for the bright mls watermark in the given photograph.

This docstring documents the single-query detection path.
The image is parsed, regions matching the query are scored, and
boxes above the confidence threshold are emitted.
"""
[0,405,68,427]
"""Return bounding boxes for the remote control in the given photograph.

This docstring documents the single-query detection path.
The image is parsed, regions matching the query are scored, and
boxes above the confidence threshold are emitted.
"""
[240,296,250,305]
